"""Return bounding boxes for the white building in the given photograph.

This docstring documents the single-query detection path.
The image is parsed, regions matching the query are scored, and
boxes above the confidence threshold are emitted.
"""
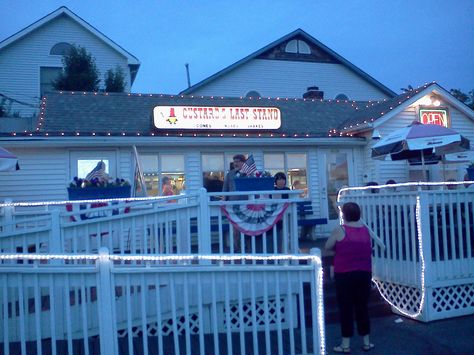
[0,6,140,122]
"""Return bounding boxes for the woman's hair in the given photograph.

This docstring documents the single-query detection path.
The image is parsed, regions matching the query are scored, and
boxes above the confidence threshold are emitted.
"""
[162,176,171,185]
[274,172,287,183]
[342,202,361,222]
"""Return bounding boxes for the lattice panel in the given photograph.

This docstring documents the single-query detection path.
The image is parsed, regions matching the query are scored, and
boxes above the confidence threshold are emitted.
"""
[374,279,421,314]
[431,284,474,313]
[224,298,286,330]
[117,313,200,338]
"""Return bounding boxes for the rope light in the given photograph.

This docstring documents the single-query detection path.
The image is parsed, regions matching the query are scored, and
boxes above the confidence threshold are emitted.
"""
[336,180,473,320]
[0,252,326,352]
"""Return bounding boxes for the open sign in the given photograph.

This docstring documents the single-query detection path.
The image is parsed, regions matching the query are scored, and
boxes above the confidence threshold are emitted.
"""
[419,109,449,127]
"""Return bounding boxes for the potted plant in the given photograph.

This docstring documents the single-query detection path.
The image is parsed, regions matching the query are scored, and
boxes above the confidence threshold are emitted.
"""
[67,177,131,200]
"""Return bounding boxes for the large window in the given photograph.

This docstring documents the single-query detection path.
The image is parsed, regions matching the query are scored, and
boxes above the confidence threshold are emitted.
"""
[264,153,308,195]
[140,154,185,196]
[202,154,225,192]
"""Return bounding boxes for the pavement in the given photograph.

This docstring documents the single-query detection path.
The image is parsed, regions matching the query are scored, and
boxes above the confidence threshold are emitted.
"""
[324,314,474,355]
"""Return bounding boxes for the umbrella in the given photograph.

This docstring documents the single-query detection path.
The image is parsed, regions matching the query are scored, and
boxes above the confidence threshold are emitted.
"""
[371,121,470,180]
[372,121,470,164]
[0,147,20,171]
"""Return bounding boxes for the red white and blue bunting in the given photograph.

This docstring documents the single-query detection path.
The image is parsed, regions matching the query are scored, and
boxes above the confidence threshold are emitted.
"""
[220,202,289,236]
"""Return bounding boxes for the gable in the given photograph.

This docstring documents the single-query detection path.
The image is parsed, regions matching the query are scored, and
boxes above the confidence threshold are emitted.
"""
[180,29,395,99]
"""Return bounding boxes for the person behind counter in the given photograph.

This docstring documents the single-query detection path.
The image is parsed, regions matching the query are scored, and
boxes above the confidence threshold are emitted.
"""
[325,202,375,353]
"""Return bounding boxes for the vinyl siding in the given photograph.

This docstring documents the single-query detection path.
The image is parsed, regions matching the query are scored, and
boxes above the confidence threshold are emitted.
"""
[188,59,392,101]
[0,15,132,118]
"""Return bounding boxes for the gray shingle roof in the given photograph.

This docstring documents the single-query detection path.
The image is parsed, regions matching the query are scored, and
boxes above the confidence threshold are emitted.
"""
[38,91,365,137]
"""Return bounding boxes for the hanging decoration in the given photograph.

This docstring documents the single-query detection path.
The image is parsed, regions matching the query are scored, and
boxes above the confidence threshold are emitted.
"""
[220,202,289,236]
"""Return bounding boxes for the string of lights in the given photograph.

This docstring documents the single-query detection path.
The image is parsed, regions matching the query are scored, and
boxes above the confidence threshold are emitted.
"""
[336,180,473,319]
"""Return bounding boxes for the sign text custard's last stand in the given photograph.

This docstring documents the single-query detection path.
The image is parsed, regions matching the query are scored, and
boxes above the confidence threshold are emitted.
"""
[153,106,281,130]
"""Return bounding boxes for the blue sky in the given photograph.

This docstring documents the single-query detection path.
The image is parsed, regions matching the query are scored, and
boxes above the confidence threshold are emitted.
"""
[2,0,473,95]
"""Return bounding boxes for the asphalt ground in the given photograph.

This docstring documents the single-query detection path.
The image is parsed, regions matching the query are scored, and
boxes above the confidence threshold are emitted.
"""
[324,314,474,355]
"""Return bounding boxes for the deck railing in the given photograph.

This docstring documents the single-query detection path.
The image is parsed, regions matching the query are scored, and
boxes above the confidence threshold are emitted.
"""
[340,184,474,321]
[0,189,303,264]
[0,250,324,355]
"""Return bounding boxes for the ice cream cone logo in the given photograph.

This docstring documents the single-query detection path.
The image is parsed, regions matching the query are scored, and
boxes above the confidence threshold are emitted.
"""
[166,107,178,124]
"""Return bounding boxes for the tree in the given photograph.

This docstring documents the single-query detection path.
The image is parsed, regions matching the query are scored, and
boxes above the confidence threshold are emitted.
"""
[450,89,474,109]
[104,66,127,92]
[400,84,414,93]
[53,45,100,91]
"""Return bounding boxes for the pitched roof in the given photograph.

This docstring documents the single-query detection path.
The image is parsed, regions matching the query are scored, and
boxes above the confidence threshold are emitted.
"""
[32,91,363,138]
[180,29,396,97]
[340,82,474,134]
[0,6,140,82]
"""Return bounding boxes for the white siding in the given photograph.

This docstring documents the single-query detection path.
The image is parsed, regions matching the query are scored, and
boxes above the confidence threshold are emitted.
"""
[0,148,69,201]
[185,152,202,193]
[0,16,132,118]
[362,101,474,184]
[189,59,392,101]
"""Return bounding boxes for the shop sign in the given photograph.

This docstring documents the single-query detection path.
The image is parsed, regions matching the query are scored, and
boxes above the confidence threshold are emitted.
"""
[419,108,449,127]
[153,106,281,130]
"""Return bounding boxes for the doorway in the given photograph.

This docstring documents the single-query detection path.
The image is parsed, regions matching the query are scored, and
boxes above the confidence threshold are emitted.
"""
[318,149,355,230]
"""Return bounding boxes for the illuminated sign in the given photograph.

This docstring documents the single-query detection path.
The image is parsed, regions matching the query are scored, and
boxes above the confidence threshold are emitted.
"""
[419,108,449,127]
[153,106,281,130]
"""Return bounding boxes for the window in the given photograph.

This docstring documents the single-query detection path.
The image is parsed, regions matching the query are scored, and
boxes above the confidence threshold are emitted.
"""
[264,153,308,195]
[140,154,186,196]
[70,151,117,180]
[245,90,261,98]
[202,154,225,193]
[50,42,73,55]
[335,94,349,101]
[285,39,311,54]
[40,67,62,97]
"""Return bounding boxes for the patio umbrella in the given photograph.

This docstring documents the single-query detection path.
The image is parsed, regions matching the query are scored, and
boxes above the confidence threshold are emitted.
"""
[0,147,20,171]
[372,121,470,164]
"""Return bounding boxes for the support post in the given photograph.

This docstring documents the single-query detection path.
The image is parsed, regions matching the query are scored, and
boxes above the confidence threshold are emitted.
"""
[97,247,117,354]
[199,188,212,257]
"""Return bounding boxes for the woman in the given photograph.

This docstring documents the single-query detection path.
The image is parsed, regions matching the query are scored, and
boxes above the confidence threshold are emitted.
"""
[325,202,374,353]
[161,176,176,203]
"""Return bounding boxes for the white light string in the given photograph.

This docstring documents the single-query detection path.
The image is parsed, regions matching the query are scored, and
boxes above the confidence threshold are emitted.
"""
[335,181,471,319]
[0,252,326,353]
[0,195,183,208]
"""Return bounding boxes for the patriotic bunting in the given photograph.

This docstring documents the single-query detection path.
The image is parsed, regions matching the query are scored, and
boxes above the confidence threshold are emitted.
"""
[220,202,289,236]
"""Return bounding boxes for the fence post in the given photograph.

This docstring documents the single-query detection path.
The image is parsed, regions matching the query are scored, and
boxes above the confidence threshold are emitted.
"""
[3,198,14,234]
[310,248,324,355]
[199,188,212,257]
[50,208,62,254]
[97,247,117,354]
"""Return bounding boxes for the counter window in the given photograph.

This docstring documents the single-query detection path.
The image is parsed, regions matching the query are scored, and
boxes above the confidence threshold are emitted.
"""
[140,154,186,196]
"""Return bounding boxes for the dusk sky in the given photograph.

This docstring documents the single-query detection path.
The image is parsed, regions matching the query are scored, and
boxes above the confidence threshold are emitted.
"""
[2,0,473,96]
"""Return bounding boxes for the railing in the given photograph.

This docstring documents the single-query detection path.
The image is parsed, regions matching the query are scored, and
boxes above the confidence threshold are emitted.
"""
[0,190,303,264]
[340,183,474,321]
[0,250,325,355]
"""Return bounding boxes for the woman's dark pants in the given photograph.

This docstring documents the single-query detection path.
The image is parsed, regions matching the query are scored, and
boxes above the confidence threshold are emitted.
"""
[335,270,372,337]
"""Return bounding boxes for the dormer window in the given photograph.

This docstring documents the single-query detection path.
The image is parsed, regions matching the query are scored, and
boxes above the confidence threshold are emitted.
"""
[285,39,311,54]
[50,42,73,55]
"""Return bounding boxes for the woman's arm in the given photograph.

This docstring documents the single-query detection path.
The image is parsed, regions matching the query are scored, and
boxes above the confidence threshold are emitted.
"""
[325,225,344,251]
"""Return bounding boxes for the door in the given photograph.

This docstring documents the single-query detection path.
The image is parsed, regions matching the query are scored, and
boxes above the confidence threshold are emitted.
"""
[318,149,355,230]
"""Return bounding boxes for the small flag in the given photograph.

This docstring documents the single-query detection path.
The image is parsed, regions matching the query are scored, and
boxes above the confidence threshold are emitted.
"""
[86,161,108,181]
[240,154,257,176]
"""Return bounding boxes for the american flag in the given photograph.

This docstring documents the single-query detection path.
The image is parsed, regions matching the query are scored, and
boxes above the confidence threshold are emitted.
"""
[86,161,108,181]
[240,154,257,176]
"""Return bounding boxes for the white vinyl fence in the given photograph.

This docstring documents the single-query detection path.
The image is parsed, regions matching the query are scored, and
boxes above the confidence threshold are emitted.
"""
[0,250,325,355]
[340,183,474,322]
[0,190,302,265]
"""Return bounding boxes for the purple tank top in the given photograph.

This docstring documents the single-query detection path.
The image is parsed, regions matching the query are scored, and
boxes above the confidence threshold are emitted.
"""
[334,225,372,273]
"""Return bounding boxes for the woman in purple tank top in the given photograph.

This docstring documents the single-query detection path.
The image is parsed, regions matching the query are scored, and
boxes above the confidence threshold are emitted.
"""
[325,202,375,353]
